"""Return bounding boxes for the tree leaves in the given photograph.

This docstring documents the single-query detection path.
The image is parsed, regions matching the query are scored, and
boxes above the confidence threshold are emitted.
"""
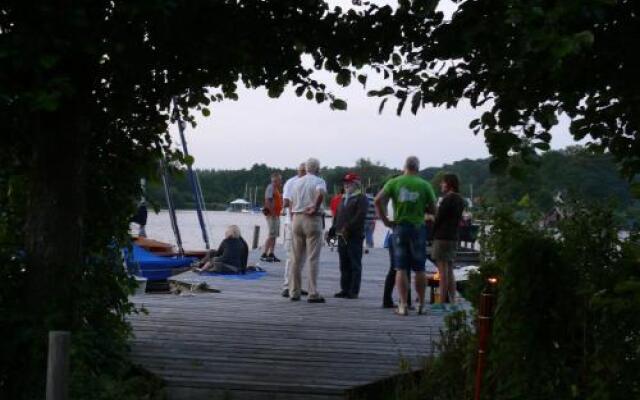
[410,91,422,114]
[336,69,351,86]
[330,99,347,110]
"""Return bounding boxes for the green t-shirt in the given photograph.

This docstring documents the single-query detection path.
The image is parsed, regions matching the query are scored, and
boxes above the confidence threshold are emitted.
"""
[383,174,436,226]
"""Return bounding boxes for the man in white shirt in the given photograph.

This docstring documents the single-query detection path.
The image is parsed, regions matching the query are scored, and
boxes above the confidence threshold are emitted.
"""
[289,157,327,303]
[280,162,306,297]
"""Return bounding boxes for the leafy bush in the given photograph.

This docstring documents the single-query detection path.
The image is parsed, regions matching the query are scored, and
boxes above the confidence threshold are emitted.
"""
[394,202,640,400]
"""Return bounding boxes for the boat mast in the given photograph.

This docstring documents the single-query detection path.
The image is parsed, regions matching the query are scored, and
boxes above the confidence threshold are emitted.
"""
[173,99,210,250]
[160,157,184,256]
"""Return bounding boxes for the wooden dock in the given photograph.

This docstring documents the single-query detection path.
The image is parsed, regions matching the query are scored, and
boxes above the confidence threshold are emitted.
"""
[128,246,452,400]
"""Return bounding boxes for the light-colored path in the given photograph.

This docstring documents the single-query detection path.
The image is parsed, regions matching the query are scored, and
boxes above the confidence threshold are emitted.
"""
[128,246,447,400]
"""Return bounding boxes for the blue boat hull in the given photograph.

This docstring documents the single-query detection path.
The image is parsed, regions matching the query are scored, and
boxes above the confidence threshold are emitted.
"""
[125,244,197,281]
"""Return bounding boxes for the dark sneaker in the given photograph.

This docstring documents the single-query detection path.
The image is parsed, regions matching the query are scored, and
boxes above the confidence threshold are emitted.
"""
[260,253,269,261]
[270,254,281,262]
[346,293,359,299]
[290,295,301,301]
[300,290,309,296]
[334,292,347,298]
[281,289,289,298]
[307,296,325,303]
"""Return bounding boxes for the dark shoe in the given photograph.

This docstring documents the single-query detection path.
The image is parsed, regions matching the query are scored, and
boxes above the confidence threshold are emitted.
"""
[307,296,325,303]
[382,302,397,309]
[346,293,359,299]
[281,289,289,298]
[290,295,301,301]
[260,253,269,261]
[300,290,309,296]
[364,249,369,254]
[270,254,281,262]
[334,291,348,298]
[264,255,275,262]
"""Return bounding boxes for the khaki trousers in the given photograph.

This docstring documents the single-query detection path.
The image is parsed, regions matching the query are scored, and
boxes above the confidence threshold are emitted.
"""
[289,214,323,298]
[282,222,293,289]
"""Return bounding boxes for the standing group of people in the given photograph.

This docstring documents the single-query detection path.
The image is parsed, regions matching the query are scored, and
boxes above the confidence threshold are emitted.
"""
[261,155,465,315]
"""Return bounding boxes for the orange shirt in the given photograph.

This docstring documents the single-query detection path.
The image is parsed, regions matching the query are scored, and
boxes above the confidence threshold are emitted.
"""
[272,186,283,216]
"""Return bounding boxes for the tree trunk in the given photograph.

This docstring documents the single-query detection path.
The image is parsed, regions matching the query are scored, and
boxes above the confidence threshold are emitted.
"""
[24,115,88,330]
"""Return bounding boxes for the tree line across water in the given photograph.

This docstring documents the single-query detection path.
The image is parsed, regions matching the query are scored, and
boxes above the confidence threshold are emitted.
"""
[148,146,639,224]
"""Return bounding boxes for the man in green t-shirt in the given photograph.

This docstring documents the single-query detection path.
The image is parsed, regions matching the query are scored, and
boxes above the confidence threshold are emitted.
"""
[374,156,436,316]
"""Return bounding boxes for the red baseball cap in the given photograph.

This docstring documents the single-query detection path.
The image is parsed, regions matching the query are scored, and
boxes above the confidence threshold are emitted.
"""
[342,172,360,183]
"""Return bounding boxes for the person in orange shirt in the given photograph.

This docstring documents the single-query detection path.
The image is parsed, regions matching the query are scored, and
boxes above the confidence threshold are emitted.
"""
[261,173,283,262]
[329,188,344,218]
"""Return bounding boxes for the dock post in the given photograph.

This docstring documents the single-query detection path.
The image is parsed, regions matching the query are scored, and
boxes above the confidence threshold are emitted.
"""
[252,225,260,249]
[474,278,497,400]
[46,331,70,400]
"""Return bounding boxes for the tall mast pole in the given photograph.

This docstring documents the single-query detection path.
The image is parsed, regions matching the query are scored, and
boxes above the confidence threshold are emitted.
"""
[173,99,210,250]
[160,157,184,256]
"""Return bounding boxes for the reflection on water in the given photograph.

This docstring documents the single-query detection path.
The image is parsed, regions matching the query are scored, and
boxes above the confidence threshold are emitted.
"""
[137,210,387,250]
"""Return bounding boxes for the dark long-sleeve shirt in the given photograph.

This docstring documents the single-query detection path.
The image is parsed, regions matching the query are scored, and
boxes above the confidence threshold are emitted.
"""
[333,192,368,239]
[214,237,249,269]
[433,192,465,241]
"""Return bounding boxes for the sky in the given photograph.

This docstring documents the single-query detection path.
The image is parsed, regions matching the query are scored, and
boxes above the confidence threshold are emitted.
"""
[168,1,579,171]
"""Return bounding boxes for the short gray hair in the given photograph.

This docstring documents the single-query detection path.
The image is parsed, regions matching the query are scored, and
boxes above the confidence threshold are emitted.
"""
[404,156,420,172]
[225,225,241,239]
[306,157,320,174]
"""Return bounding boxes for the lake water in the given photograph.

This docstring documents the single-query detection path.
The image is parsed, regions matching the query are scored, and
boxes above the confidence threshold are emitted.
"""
[138,210,388,250]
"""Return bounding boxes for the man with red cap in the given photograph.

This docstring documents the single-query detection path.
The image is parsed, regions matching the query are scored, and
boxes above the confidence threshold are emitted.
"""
[329,172,368,299]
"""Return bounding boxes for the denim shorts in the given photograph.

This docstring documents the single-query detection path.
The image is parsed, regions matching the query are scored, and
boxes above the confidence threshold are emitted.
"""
[391,223,427,272]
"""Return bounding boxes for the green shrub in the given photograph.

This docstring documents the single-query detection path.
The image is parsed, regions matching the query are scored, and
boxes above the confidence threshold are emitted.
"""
[394,202,640,400]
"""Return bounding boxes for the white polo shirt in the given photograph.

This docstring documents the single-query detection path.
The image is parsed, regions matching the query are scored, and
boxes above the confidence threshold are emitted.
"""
[282,175,301,202]
[290,174,327,214]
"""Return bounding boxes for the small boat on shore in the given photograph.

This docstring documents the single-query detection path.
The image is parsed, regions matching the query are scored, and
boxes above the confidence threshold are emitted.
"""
[126,237,205,282]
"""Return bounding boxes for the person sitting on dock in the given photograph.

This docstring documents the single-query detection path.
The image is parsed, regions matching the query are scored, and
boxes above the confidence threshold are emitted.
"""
[431,174,465,310]
[261,172,283,262]
[331,173,368,299]
[195,225,249,274]
[375,156,436,316]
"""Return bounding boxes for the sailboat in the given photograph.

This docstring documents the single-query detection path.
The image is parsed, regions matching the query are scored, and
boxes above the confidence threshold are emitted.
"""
[126,99,210,285]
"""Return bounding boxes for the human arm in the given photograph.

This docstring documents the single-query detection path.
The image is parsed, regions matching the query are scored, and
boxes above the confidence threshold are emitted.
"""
[304,191,325,215]
[304,180,326,215]
[374,189,394,228]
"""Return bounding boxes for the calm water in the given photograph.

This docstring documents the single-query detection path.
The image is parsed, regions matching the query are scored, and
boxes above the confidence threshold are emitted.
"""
[138,210,388,250]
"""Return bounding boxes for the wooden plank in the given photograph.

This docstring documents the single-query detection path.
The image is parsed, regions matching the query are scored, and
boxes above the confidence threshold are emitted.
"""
[128,246,458,400]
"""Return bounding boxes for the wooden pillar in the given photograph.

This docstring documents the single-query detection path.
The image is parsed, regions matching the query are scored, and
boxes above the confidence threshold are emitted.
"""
[252,225,260,249]
[46,331,71,400]
[474,279,496,400]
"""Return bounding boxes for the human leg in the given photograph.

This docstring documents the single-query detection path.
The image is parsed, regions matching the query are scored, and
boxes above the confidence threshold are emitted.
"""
[446,261,456,303]
[395,270,410,314]
[337,238,351,295]
[391,224,412,314]
[289,215,305,299]
[414,271,427,308]
[364,221,374,248]
[305,216,323,299]
[347,237,363,296]
[436,260,448,303]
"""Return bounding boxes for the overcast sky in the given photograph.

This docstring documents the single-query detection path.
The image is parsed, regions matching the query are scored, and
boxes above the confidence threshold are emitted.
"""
[168,1,578,171]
